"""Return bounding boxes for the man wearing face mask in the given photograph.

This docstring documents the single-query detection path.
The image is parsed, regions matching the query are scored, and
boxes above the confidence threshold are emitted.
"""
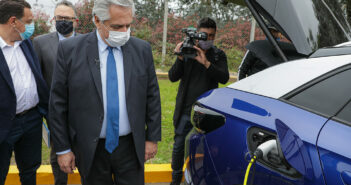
[32,1,78,184]
[0,0,49,184]
[49,0,161,184]
[168,17,229,185]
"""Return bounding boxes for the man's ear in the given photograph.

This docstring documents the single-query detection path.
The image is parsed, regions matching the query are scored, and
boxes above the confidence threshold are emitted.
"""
[8,16,17,26]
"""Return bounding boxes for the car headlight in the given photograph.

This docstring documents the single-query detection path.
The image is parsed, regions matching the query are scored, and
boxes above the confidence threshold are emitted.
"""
[191,102,226,134]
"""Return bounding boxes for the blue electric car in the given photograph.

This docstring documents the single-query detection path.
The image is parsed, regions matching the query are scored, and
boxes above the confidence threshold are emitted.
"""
[184,0,351,184]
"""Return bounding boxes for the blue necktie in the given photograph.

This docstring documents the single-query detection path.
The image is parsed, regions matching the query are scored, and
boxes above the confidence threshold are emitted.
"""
[105,47,119,153]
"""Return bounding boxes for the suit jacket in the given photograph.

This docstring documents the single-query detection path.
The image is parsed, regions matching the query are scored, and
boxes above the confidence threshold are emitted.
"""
[33,32,80,88]
[0,39,49,143]
[49,31,161,176]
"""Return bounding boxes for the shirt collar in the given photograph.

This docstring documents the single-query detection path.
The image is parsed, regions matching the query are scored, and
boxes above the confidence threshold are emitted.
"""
[0,35,21,49]
[96,30,121,52]
[57,31,75,41]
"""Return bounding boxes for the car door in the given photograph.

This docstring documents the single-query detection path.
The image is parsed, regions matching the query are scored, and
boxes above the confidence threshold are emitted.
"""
[281,66,351,185]
[317,100,351,185]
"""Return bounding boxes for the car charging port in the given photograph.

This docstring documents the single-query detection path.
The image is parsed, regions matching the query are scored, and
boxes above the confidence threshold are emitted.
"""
[246,127,302,180]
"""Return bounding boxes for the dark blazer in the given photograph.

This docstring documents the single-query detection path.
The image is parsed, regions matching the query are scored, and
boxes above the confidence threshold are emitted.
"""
[33,32,80,88]
[0,39,49,143]
[32,32,59,88]
[49,31,161,176]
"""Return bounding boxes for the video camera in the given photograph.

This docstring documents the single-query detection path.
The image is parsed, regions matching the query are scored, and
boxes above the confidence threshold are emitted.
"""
[179,28,208,59]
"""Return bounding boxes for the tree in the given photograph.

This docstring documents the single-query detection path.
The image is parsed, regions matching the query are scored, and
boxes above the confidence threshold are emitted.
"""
[75,0,95,34]
[32,9,51,38]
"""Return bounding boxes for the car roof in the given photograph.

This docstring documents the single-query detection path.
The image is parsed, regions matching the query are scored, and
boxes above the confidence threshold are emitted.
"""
[228,55,351,99]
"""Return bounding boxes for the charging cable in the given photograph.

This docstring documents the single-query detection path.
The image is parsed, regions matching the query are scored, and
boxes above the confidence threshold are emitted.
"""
[243,139,278,185]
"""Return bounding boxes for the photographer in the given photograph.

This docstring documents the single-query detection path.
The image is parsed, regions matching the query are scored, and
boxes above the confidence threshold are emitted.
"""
[168,17,229,185]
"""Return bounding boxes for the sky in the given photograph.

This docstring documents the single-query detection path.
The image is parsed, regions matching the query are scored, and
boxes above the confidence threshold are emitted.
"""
[27,0,80,18]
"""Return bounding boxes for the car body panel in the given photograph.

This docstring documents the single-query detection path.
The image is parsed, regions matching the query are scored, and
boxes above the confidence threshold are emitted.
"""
[317,119,351,185]
[185,88,326,184]
[228,55,351,99]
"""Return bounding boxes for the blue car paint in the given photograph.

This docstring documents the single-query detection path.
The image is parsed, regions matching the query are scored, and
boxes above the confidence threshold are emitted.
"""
[275,119,314,180]
[187,131,222,185]
[317,119,351,185]
[186,87,327,185]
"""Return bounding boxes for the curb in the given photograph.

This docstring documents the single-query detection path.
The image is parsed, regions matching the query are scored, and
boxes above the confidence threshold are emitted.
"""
[5,164,175,184]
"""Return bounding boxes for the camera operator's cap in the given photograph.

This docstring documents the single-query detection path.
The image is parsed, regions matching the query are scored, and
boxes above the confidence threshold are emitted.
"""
[267,24,278,32]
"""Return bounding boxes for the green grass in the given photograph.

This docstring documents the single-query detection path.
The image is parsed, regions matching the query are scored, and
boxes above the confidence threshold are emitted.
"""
[40,79,232,165]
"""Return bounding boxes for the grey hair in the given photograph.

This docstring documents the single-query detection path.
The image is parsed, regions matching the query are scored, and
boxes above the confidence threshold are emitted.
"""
[93,0,135,22]
[55,0,77,17]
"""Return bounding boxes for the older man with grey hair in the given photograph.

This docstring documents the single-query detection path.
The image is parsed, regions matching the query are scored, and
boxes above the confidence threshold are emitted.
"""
[49,0,161,184]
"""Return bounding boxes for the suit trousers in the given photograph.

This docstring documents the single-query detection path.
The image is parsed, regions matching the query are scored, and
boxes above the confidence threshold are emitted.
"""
[81,134,144,185]
[171,114,193,184]
[50,144,67,185]
[0,107,42,185]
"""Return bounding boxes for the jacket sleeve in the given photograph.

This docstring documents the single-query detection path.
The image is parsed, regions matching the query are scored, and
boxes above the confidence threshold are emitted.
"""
[238,50,255,80]
[145,44,162,142]
[206,49,230,84]
[168,57,185,82]
[49,42,71,152]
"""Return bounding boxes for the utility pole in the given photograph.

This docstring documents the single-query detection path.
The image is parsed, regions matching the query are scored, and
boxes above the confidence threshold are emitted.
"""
[161,0,169,65]
[249,18,256,42]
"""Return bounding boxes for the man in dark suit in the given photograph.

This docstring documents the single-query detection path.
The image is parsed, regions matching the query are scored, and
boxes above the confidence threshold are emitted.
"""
[0,0,49,184]
[49,0,161,184]
[32,1,78,184]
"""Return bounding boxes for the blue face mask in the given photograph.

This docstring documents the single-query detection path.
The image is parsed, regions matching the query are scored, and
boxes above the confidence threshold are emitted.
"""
[20,22,35,40]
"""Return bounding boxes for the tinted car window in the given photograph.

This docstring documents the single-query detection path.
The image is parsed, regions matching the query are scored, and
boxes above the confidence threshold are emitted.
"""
[336,100,351,124]
[288,69,351,117]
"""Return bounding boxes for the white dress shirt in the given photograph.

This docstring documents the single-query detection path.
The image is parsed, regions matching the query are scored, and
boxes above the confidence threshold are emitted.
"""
[0,36,39,114]
[96,30,131,138]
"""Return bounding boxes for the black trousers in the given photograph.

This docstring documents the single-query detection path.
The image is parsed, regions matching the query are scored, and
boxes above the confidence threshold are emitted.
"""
[81,134,144,185]
[0,107,42,185]
[50,144,67,185]
[171,114,193,184]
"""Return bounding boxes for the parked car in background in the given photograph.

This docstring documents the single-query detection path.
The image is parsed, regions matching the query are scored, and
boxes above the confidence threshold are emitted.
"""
[184,0,351,184]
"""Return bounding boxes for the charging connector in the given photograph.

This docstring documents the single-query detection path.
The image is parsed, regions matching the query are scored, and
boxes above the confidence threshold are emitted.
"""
[254,139,278,161]
[243,139,279,185]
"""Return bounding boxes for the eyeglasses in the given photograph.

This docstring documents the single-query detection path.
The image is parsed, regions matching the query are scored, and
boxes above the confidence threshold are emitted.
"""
[54,15,76,21]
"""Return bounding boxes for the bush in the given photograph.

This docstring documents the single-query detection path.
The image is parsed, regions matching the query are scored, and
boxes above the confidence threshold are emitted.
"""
[32,9,51,38]
[225,47,245,72]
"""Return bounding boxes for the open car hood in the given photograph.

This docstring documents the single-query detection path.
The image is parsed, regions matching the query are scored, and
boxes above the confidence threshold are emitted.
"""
[246,0,351,55]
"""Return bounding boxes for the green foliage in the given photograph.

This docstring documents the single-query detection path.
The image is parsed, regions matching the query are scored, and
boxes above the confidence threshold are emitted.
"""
[75,0,95,34]
[225,47,244,72]
[32,10,51,38]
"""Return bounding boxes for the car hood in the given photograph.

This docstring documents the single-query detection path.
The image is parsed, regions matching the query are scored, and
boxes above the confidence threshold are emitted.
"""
[246,0,351,55]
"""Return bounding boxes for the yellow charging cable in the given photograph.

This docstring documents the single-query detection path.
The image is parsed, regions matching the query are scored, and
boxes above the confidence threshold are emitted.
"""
[243,155,257,185]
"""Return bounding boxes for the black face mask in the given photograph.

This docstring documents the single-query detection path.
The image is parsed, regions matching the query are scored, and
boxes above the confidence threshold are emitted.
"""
[56,20,74,35]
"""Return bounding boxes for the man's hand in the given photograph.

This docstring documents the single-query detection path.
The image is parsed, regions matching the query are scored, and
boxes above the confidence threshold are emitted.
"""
[194,46,211,68]
[145,141,158,161]
[174,42,184,61]
[57,152,76,174]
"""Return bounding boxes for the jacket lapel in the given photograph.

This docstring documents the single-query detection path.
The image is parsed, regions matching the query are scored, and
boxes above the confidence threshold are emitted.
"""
[0,49,15,93]
[86,31,103,104]
[121,42,132,100]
